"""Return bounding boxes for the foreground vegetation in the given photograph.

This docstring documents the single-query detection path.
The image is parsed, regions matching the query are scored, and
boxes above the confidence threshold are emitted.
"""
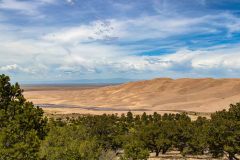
[0,74,240,160]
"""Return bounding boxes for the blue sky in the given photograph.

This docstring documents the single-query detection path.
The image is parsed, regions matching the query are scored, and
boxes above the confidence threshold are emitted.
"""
[0,0,240,83]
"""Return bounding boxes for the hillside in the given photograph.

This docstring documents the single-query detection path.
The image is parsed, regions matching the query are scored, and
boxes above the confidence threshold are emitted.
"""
[24,78,240,113]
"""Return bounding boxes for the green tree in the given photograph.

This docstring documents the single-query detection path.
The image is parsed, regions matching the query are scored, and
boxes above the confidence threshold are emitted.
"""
[138,123,162,156]
[158,120,175,154]
[173,113,192,156]
[0,74,48,160]
[122,137,149,160]
[39,124,102,160]
[185,117,209,155]
[141,112,148,124]
[126,111,134,124]
[209,103,240,160]
[138,117,175,156]
[152,112,161,124]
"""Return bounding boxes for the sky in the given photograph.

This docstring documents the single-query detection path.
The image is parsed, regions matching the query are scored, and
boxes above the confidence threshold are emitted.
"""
[0,0,240,83]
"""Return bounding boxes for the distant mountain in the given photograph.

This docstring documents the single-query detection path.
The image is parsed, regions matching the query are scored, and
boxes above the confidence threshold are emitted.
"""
[21,78,137,85]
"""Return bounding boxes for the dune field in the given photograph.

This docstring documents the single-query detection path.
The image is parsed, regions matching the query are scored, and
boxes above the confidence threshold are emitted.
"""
[23,78,240,115]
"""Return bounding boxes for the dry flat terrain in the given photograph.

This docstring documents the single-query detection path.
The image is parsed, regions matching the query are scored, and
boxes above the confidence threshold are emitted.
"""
[23,78,240,115]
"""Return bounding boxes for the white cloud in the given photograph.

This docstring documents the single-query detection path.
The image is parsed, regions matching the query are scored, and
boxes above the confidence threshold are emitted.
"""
[43,20,117,43]
[120,13,240,40]
[0,64,18,71]
[0,0,38,15]
[43,13,240,44]
[224,14,240,34]
[0,64,35,74]
[0,0,56,16]
[66,0,75,5]
[190,48,240,70]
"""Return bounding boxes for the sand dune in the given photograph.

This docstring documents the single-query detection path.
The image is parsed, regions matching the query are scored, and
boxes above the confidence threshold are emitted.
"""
[24,78,240,114]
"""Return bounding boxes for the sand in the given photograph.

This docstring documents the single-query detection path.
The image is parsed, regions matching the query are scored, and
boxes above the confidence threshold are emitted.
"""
[23,78,240,115]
